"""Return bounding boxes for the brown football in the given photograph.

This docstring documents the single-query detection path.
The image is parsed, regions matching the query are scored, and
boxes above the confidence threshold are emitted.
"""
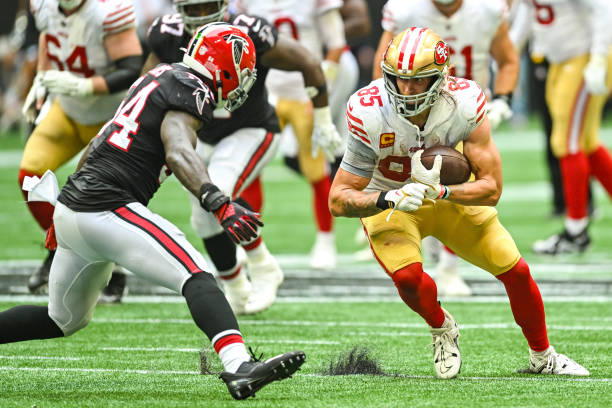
[420,145,471,185]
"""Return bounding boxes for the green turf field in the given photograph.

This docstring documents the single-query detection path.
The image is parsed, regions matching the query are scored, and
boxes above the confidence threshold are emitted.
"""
[0,123,611,406]
[0,299,610,407]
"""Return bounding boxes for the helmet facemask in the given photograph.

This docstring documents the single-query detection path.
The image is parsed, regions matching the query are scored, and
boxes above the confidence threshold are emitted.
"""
[382,67,447,118]
[174,0,228,33]
[214,63,257,114]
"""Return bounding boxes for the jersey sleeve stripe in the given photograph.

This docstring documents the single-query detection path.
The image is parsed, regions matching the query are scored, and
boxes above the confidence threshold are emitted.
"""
[477,90,485,103]
[346,107,364,125]
[477,98,486,115]
[103,18,136,33]
[476,111,485,124]
[105,5,135,20]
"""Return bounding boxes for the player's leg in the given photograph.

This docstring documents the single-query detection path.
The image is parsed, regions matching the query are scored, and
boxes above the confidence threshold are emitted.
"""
[437,202,588,375]
[106,202,305,396]
[279,99,337,270]
[18,100,91,293]
[207,129,283,315]
[533,56,593,254]
[0,202,112,343]
[361,203,459,379]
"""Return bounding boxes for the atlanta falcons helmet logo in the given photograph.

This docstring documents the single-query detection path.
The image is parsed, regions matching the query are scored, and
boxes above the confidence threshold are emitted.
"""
[225,33,251,66]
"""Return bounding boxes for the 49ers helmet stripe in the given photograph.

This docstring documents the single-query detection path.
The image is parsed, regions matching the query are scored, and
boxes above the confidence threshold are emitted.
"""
[407,27,428,71]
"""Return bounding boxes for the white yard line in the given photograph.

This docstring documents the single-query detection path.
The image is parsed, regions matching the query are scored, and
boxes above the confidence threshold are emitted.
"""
[0,365,609,382]
[0,355,82,361]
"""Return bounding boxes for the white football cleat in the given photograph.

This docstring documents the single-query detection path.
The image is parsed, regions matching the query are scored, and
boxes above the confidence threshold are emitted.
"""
[220,270,252,315]
[519,346,590,376]
[436,264,472,297]
[244,248,283,315]
[310,231,337,270]
[430,308,461,379]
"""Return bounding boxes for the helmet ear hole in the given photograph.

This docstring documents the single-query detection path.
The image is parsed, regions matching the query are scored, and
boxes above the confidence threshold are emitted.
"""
[223,70,231,80]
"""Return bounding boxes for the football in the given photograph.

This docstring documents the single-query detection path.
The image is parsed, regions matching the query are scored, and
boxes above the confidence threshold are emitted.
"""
[420,145,471,185]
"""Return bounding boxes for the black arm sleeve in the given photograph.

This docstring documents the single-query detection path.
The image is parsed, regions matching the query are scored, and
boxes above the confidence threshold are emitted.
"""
[103,55,143,93]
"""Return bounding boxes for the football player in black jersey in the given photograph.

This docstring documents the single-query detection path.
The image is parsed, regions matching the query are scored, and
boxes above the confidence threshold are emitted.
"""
[142,0,341,315]
[0,24,306,400]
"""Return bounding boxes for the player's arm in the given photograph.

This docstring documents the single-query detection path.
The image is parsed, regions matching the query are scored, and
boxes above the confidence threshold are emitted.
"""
[329,168,381,217]
[489,21,519,97]
[160,110,209,197]
[373,30,395,79]
[161,110,263,243]
[448,118,503,206]
[341,0,371,40]
[94,28,143,94]
[259,34,329,107]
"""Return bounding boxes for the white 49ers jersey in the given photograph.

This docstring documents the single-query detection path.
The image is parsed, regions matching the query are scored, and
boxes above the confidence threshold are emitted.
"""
[382,0,507,90]
[519,0,612,63]
[345,78,486,192]
[31,0,136,125]
[233,0,342,101]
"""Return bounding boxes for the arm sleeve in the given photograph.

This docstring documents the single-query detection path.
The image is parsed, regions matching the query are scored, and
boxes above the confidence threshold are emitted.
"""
[103,55,142,93]
[339,136,378,179]
[317,8,346,50]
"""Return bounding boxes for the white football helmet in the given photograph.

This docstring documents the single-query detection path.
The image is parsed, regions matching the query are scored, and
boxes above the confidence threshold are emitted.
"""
[173,0,228,33]
[59,0,86,11]
[381,27,450,118]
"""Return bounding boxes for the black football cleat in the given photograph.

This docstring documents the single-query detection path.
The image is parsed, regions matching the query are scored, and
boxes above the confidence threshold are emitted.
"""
[219,350,306,400]
[27,249,55,294]
[532,228,591,255]
[98,270,128,304]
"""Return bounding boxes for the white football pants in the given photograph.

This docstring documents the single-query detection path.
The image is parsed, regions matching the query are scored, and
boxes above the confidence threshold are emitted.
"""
[189,127,280,239]
[49,202,211,335]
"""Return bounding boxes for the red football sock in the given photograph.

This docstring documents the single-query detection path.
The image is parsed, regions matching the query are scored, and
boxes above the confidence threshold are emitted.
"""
[496,258,549,351]
[18,169,55,231]
[588,145,612,196]
[242,237,262,251]
[559,153,589,219]
[239,176,263,212]
[392,263,445,328]
[312,176,333,232]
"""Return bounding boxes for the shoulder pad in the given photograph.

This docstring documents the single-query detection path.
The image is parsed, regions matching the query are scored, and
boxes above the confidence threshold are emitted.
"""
[345,87,384,153]
[445,77,487,128]
[100,0,136,36]
[228,13,278,51]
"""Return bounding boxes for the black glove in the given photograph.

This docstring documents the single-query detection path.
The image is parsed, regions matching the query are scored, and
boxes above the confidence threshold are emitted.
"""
[199,183,264,244]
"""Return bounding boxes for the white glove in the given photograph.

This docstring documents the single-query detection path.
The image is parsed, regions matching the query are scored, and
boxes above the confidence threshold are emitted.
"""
[321,60,339,91]
[22,72,47,123]
[384,183,427,221]
[411,149,446,200]
[312,106,342,162]
[41,70,94,96]
[583,54,609,95]
[486,97,513,129]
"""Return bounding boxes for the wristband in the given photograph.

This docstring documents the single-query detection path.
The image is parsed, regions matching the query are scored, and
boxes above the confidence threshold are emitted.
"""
[436,185,451,200]
[493,93,513,105]
[199,183,229,212]
[376,191,392,210]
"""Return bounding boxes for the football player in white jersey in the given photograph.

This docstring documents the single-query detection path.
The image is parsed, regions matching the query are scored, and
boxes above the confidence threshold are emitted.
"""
[330,27,589,379]
[20,0,142,295]
[233,0,345,270]
[511,0,612,255]
[369,0,519,297]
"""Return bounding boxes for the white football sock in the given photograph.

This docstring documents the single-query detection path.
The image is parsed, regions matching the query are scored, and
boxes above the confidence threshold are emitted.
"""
[218,342,251,373]
[565,217,588,235]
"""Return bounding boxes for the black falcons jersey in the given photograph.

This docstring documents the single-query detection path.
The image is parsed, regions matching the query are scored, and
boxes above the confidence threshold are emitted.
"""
[147,13,280,144]
[58,64,215,212]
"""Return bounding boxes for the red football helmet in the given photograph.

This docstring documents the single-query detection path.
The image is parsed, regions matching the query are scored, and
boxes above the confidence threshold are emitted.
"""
[183,22,257,113]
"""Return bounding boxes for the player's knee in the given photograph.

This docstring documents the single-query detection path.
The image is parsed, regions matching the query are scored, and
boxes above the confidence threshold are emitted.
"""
[182,271,219,299]
[496,258,531,283]
[50,312,92,337]
[392,263,424,291]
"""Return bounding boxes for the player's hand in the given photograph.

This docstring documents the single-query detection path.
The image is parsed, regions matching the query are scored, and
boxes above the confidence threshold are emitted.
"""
[214,201,264,244]
[22,72,47,123]
[385,183,427,213]
[486,97,512,129]
[41,70,94,96]
[312,106,342,162]
[411,150,441,187]
[583,54,609,95]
